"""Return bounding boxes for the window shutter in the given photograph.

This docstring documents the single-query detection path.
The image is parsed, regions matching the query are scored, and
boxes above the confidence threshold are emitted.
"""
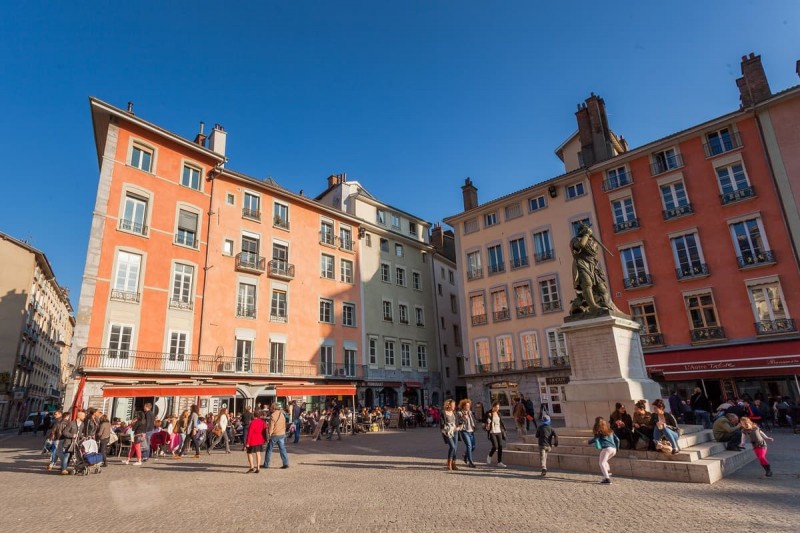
[178,210,198,231]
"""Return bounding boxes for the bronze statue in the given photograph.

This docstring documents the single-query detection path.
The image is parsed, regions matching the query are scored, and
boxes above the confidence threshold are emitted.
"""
[569,224,622,316]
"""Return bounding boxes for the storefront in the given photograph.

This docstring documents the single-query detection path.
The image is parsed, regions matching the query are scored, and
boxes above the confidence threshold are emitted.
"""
[537,376,569,419]
[488,381,519,417]
[359,382,402,408]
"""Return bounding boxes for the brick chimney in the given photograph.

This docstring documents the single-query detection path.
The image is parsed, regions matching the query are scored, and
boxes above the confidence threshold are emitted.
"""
[461,177,478,211]
[575,93,614,167]
[193,121,206,147]
[208,123,227,159]
[736,53,772,108]
[431,223,444,249]
[796,59,800,79]
[327,173,347,189]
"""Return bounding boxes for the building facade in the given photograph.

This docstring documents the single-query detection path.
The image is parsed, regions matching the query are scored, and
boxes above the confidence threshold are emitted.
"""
[0,232,74,428]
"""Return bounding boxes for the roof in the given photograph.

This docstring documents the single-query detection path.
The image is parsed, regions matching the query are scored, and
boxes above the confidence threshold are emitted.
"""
[0,231,73,311]
[553,130,578,160]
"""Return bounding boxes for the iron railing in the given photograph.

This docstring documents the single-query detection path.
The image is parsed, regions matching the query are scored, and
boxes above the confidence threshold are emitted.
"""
[613,218,640,233]
[703,131,742,158]
[737,250,775,269]
[118,219,148,236]
[534,249,554,263]
[521,358,542,369]
[650,153,684,175]
[236,304,256,318]
[497,360,516,372]
[516,305,534,318]
[493,309,510,322]
[542,300,562,313]
[690,326,726,342]
[755,319,796,336]
[168,298,193,311]
[236,252,266,273]
[663,203,693,220]
[466,268,483,281]
[268,259,295,279]
[510,256,529,269]
[640,332,664,348]
[488,263,505,275]
[273,216,290,230]
[549,356,570,368]
[471,314,487,326]
[174,233,199,249]
[623,273,652,289]
[721,185,755,205]
[602,172,632,192]
[319,231,335,246]
[676,263,709,280]
[110,289,140,303]
[242,208,261,221]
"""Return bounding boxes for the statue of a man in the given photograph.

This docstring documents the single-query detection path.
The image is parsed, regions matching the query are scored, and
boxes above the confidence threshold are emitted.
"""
[570,224,619,314]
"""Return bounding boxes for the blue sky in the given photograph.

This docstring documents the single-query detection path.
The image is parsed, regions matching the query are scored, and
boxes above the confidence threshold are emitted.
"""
[1,2,798,303]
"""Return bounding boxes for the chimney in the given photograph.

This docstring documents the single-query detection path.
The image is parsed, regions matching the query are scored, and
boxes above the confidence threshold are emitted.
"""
[208,123,227,159]
[736,53,771,108]
[193,121,206,147]
[430,223,444,249]
[127,101,134,114]
[796,59,800,79]
[461,178,478,211]
[327,173,346,189]
[575,93,614,166]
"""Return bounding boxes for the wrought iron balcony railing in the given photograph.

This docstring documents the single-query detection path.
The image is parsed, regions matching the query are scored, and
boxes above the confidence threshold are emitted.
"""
[690,326,726,342]
[466,268,483,281]
[110,289,140,303]
[475,363,492,374]
[319,231,335,246]
[549,356,570,368]
[640,332,664,347]
[242,207,261,221]
[471,314,487,326]
[118,219,148,236]
[516,305,534,318]
[493,309,510,322]
[541,300,562,313]
[721,185,755,205]
[602,172,632,192]
[623,273,652,289]
[268,259,295,279]
[703,131,742,158]
[676,263,709,280]
[168,298,193,311]
[174,233,199,249]
[236,305,256,318]
[613,218,640,233]
[534,249,555,263]
[488,263,505,275]
[236,252,266,273]
[521,358,542,369]
[663,203,693,220]
[510,256,529,269]
[755,319,797,336]
[650,153,684,176]
[497,360,516,372]
[273,216,290,230]
[737,250,775,269]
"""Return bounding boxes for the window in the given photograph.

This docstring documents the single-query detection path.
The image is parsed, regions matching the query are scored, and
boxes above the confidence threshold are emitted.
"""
[705,127,740,157]
[484,212,498,227]
[474,339,490,369]
[466,251,482,280]
[396,267,406,286]
[240,235,261,269]
[130,145,152,172]
[749,282,791,334]
[401,343,411,367]
[340,259,354,283]
[343,302,356,327]
[438,283,443,295]
[344,349,356,376]
[652,148,682,175]
[730,218,771,267]
[120,194,148,235]
[497,336,513,368]
[176,209,199,248]
[513,283,534,317]
[170,263,194,309]
[685,292,723,341]
[270,342,285,373]
[113,251,141,300]
[441,267,446,279]
[448,295,457,314]
[270,290,287,322]
[236,339,252,372]
[399,304,409,324]
[491,289,509,321]
[243,192,261,220]
[470,294,487,326]
[408,222,417,236]
[339,226,353,251]
[453,325,461,346]
[383,301,393,321]
[319,299,333,323]
[505,203,522,220]
[381,263,391,283]
[320,254,335,279]
[440,316,445,329]
[391,214,401,229]
[533,230,553,262]
[380,238,389,253]
[412,271,421,290]
[365,234,372,247]
[181,165,201,190]
[273,202,289,229]
[571,218,591,237]
[395,244,404,257]
[539,278,561,312]
[520,332,540,367]
[237,283,256,318]
[463,218,479,234]
[528,195,546,212]
[415,306,425,326]
[320,220,334,245]
[226,193,235,205]
[487,244,504,274]
[417,345,427,368]
[223,239,234,256]
[671,233,707,278]
[509,237,528,268]
[384,340,395,366]
[620,246,650,288]
[449,270,454,284]
[717,163,753,204]
[377,210,386,225]
[271,243,290,276]
[546,329,568,364]
[630,300,662,346]
[320,345,334,375]
[369,337,378,365]
[107,324,133,359]
[604,166,630,191]
[660,180,692,219]
[168,331,188,362]
[566,182,586,199]
[611,197,638,232]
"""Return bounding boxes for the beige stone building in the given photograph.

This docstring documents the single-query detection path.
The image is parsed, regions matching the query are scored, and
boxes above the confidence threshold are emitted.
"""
[0,232,74,428]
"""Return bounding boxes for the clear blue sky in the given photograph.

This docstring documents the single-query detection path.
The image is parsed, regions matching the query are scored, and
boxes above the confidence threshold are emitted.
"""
[1,2,798,304]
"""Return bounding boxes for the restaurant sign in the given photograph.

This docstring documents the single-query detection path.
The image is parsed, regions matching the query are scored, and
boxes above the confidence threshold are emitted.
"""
[648,354,800,375]
[545,377,570,385]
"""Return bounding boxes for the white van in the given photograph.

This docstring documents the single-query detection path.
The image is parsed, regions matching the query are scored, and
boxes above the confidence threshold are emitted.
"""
[22,411,50,432]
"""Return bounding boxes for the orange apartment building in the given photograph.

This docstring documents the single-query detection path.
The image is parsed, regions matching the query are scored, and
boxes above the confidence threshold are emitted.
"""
[582,54,800,404]
[70,98,361,419]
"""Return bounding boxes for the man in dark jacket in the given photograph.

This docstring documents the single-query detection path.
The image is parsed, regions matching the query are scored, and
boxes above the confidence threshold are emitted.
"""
[142,403,155,460]
[60,410,85,474]
[47,411,67,470]
[523,395,537,432]
[690,387,712,429]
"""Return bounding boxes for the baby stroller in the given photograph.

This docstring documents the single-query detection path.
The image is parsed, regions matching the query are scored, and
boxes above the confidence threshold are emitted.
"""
[73,438,103,476]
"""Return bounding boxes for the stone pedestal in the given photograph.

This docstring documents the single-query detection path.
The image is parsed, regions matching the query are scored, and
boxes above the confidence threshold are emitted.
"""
[561,314,662,428]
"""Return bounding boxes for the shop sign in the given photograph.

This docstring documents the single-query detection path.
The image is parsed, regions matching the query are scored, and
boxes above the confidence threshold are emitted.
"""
[489,381,518,389]
[545,377,570,385]
[364,382,384,388]
[648,354,800,374]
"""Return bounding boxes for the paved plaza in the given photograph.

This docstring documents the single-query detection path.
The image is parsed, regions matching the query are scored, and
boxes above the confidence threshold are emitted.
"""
[0,426,798,532]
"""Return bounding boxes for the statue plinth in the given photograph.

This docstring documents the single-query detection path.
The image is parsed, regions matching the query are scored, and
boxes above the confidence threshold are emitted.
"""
[560,314,662,428]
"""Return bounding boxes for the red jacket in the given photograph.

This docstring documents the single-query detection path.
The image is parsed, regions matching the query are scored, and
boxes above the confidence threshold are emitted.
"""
[245,418,266,447]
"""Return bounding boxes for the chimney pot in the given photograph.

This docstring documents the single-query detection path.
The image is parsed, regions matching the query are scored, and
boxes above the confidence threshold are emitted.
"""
[127,101,134,113]
[461,177,478,211]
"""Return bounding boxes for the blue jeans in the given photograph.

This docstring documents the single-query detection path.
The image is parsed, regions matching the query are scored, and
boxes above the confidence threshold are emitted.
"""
[142,430,154,459]
[445,434,458,460]
[61,440,74,471]
[293,420,301,443]
[461,431,475,464]
[50,439,62,465]
[263,435,289,467]
[694,410,712,429]
[653,425,680,450]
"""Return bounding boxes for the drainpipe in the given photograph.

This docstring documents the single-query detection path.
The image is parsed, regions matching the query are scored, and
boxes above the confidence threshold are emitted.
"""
[197,165,221,357]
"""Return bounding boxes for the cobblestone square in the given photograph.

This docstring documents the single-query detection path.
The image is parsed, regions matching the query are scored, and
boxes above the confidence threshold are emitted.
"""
[1,426,798,533]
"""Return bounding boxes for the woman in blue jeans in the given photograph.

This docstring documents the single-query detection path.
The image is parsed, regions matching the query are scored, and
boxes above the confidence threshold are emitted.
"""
[650,399,681,455]
[457,399,477,468]
[441,399,461,470]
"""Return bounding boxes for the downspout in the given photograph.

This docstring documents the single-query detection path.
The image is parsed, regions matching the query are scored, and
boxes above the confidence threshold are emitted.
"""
[197,166,220,358]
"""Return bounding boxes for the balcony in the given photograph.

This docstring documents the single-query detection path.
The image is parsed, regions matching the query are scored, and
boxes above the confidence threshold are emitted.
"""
[613,218,640,233]
[737,250,775,269]
[236,305,256,318]
[476,363,492,374]
[318,362,359,378]
[118,218,148,236]
[174,233,199,249]
[273,216,290,230]
[534,249,554,263]
[516,305,534,318]
[493,309,510,322]
[471,314,487,326]
[521,358,542,369]
[640,332,665,348]
[650,154,684,176]
[242,207,261,221]
[319,231,335,246]
[110,289,140,303]
[168,298,193,311]
[488,263,506,275]
[542,300,562,313]
[269,312,287,323]
[755,319,797,336]
[466,268,483,281]
[602,173,632,192]
[676,263,709,280]
[510,256,529,269]
[268,259,295,280]
[497,360,517,372]
[663,203,693,220]
[690,326,726,343]
[549,356,570,368]
[623,273,652,289]
[703,131,742,158]
[236,252,266,274]
[721,185,755,205]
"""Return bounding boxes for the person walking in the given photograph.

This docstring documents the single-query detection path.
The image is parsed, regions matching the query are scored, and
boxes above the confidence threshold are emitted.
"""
[178,404,201,458]
[740,416,774,477]
[209,407,232,454]
[59,410,85,475]
[97,414,112,467]
[484,401,507,468]
[46,411,66,471]
[457,399,477,468]
[523,395,537,432]
[535,415,558,476]
[291,401,304,444]
[326,400,342,440]
[245,410,267,473]
[263,403,290,469]
[441,399,460,471]
[141,402,155,461]
[240,406,254,451]
[512,398,527,438]
[123,411,147,466]
[588,417,620,484]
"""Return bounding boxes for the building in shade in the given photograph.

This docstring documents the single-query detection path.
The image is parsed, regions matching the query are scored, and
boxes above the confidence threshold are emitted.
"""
[0,232,74,428]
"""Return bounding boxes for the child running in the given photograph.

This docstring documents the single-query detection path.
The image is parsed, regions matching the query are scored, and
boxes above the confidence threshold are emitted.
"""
[588,416,619,484]
[740,416,774,477]
[534,414,558,477]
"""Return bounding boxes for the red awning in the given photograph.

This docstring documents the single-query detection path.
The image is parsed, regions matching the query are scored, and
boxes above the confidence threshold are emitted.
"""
[102,385,237,398]
[275,385,356,397]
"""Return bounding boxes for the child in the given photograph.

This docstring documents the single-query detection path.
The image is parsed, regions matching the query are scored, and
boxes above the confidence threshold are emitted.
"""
[588,416,620,484]
[740,416,774,477]
[535,414,558,477]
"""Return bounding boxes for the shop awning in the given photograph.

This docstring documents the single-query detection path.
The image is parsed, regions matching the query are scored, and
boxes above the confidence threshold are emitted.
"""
[102,385,237,398]
[275,385,356,396]
[405,382,423,388]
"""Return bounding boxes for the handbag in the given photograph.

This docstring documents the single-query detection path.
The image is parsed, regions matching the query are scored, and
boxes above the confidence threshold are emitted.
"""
[108,430,118,445]
[594,439,602,450]
[212,426,223,437]
[134,433,145,444]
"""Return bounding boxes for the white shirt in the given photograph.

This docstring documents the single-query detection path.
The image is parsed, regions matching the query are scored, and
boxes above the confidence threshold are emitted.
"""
[490,413,502,434]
